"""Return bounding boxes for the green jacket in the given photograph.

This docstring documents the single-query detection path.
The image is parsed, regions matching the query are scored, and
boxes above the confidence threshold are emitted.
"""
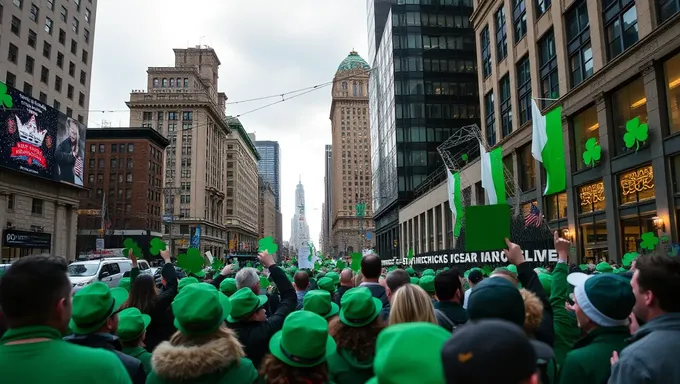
[327,349,374,384]
[558,326,630,384]
[0,326,131,383]
[123,346,152,376]
[549,262,581,369]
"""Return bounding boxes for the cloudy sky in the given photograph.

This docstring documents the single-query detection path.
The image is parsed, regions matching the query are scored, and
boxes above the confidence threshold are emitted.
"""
[88,0,369,245]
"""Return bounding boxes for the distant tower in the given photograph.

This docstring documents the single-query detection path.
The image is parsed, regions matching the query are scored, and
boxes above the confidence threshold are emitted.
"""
[289,179,310,251]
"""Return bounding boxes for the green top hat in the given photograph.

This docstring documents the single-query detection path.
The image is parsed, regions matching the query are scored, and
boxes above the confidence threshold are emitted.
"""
[595,261,613,273]
[303,290,339,319]
[269,311,336,368]
[172,283,231,336]
[409,277,420,285]
[339,287,382,327]
[227,287,269,323]
[419,275,436,293]
[118,277,131,292]
[219,278,237,296]
[367,322,450,384]
[405,267,416,277]
[317,277,336,293]
[422,269,435,276]
[178,277,199,292]
[116,307,151,342]
[325,271,340,285]
[70,282,129,335]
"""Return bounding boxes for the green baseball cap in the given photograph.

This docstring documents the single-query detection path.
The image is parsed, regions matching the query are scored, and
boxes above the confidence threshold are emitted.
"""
[116,307,151,342]
[422,269,435,276]
[118,277,131,292]
[70,282,129,335]
[227,287,268,323]
[339,287,382,327]
[269,311,336,368]
[172,283,231,336]
[410,277,420,285]
[405,267,416,277]
[367,322,450,384]
[317,277,336,293]
[219,278,237,296]
[303,290,339,319]
[419,275,436,293]
[325,271,340,285]
[178,277,199,292]
[595,261,613,273]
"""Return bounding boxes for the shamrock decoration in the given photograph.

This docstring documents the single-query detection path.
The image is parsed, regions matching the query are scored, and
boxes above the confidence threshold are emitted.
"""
[258,236,278,255]
[582,137,601,167]
[149,237,167,256]
[640,232,659,251]
[623,117,648,151]
[481,265,493,276]
[260,276,270,289]
[407,248,414,260]
[0,82,14,109]
[461,153,468,162]
[336,259,346,270]
[177,248,204,274]
[122,238,142,258]
[211,258,224,272]
[350,252,362,272]
[621,252,638,267]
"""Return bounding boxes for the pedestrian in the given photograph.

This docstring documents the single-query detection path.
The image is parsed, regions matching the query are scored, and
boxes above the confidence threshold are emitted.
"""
[219,277,238,297]
[388,284,437,325]
[116,308,152,376]
[303,290,340,320]
[463,269,483,309]
[358,255,389,306]
[434,269,468,331]
[335,269,354,305]
[381,269,410,321]
[293,270,310,310]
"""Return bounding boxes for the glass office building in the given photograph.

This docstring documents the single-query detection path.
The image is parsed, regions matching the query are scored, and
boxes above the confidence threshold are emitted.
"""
[368,0,480,259]
[254,141,281,210]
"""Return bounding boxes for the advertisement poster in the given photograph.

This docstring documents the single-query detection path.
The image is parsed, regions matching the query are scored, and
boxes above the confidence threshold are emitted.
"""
[190,226,201,249]
[0,82,86,186]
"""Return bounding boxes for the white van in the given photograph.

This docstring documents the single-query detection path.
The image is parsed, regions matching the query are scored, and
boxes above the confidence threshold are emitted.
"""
[68,257,150,291]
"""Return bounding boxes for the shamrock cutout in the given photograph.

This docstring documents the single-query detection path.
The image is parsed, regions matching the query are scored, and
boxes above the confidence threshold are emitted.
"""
[461,153,468,162]
[122,238,142,258]
[623,117,648,151]
[578,264,588,271]
[640,232,659,251]
[336,259,346,270]
[0,82,14,109]
[582,138,601,167]
[176,248,205,274]
[481,265,493,276]
[350,252,362,272]
[211,258,224,272]
[407,248,414,260]
[260,276,271,289]
[621,252,638,267]
[258,236,278,255]
[149,238,166,256]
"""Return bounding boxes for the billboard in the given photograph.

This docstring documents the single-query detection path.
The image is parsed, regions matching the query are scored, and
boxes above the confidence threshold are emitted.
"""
[0,82,86,186]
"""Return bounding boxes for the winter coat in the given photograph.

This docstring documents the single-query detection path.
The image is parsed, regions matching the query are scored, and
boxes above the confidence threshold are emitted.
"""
[0,326,131,384]
[146,334,258,384]
[328,349,374,384]
[122,346,152,377]
[335,285,352,306]
[609,313,680,384]
[229,265,297,368]
[435,301,468,332]
[558,326,629,384]
[64,332,146,384]
[359,282,389,307]
[549,262,581,369]
[517,262,555,347]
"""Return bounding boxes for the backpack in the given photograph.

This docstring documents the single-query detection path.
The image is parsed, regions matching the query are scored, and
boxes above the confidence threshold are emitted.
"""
[435,309,459,332]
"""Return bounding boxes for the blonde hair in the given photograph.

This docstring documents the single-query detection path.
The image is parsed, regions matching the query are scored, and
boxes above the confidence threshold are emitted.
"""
[388,284,437,325]
[520,289,543,336]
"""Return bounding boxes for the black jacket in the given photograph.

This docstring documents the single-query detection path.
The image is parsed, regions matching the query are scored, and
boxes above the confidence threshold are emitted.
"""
[335,285,352,306]
[228,265,297,368]
[362,283,389,307]
[517,262,555,347]
[64,333,146,384]
[54,138,77,183]
[145,263,178,352]
[436,301,468,332]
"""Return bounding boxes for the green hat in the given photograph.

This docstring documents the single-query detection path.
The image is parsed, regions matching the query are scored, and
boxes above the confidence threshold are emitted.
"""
[70,282,129,334]
[595,261,613,273]
[178,277,199,292]
[409,277,420,285]
[317,277,336,293]
[367,322,449,384]
[219,278,237,296]
[326,271,340,285]
[418,275,436,293]
[227,287,268,322]
[339,287,382,327]
[269,311,336,368]
[191,270,206,279]
[405,267,416,277]
[303,290,339,319]
[567,273,635,326]
[538,273,553,294]
[116,307,151,342]
[172,283,231,336]
[422,269,435,276]
[118,277,131,292]
[507,265,518,274]
[467,278,525,327]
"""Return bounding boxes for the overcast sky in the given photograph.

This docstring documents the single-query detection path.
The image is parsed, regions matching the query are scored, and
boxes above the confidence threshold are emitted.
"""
[88,0,369,246]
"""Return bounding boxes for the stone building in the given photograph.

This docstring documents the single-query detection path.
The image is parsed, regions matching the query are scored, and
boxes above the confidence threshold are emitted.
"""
[258,178,277,240]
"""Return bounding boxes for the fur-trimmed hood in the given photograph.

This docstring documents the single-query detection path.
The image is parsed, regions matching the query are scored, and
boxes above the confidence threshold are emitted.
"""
[152,334,245,381]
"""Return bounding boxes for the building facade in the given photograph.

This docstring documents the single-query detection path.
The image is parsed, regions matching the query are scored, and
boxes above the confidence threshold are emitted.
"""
[367,0,480,259]
[258,177,277,240]
[254,140,281,210]
[77,127,169,256]
[465,0,680,263]
[289,179,310,252]
[225,117,259,251]
[330,51,375,256]
[322,144,332,254]
[127,47,231,257]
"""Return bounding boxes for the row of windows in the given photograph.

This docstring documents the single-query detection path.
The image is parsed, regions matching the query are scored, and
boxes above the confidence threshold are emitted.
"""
[395,0,473,6]
[90,143,135,153]
[394,34,474,51]
[152,77,190,89]
[143,111,193,121]
[395,103,480,119]
[392,12,472,29]
[394,80,477,97]
[394,56,476,73]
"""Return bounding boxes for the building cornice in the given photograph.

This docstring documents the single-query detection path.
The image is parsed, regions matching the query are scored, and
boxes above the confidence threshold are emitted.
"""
[226,117,260,161]
[470,0,495,26]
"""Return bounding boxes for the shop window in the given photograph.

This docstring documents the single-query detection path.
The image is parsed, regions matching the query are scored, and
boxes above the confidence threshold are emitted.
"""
[618,165,655,204]
[578,180,605,214]
[572,106,599,171]
[546,192,568,221]
[621,215,656,253]
[611,78,647,155]
[518,144,536,191]
[566,0,593,88]
[658,0,680,23]
[663,52,680,135]
[580,220,608,263]
[603,1,638,60]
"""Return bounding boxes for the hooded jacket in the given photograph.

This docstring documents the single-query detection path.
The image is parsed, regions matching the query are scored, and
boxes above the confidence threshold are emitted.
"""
[558,326,630,384]
[327,349,374,384]
[609,313,680,384]
[146,335,258,384]
[64,333,146,384]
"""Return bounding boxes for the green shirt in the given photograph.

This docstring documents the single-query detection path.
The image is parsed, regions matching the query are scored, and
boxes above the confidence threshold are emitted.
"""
[122,346,152,376]
[558,326,631,384]
[0,326,131,384]
[328,349,373,384]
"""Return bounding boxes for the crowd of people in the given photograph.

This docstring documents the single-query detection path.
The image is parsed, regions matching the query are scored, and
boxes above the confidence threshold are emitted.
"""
[0,231,679,383]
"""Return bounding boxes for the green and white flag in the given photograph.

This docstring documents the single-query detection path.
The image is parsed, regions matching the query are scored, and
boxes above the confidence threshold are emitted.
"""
[479,142,506,205]
[447,169,464,237]
[531,100,566,196]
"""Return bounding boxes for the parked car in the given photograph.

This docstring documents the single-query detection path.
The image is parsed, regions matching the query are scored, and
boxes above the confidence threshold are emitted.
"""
[68,257,151,292]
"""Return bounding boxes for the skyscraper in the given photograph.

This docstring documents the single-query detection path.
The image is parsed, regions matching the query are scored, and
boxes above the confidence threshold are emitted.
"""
[367,0,479,258]
[322,144,332,254]
[330,51,375,257]
[289,178,310,252]
[254,140,281,210]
